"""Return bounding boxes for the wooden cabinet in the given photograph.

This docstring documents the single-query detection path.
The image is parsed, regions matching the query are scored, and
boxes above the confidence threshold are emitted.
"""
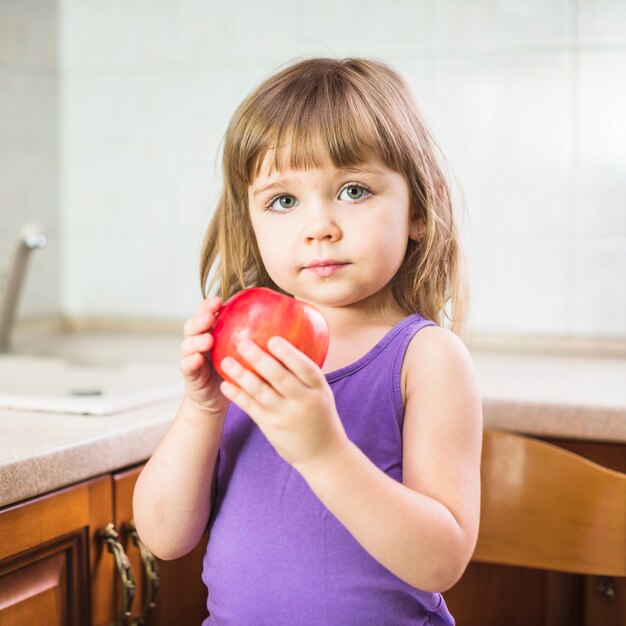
[444,437,626,626]
[0,477,111,625]
[0,466,207,626]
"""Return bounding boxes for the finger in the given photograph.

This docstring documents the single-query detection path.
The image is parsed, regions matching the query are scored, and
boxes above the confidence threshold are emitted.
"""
[183,310,218,338]
[180,352,204,376]
[196,295,222,315]
[220,356,280,408]
[266,337,322,388]
[220,380,261,420]
[180,333,213,357]
[235,340,297,397]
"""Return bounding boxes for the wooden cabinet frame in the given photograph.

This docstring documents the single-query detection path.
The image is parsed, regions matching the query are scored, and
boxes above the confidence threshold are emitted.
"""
[0,467,207,626]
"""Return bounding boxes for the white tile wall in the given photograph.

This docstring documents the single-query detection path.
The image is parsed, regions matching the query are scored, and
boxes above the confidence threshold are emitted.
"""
[61,72,177,236]
[0,0,58,68]
[572,242,626,336]
[2,0,626,338]
[0,0,61,319]
[578,0,626,44]
[423,52,572,239]
[575,49,626,237]
[424,0,573,48]
[59,0,174,69]
[467,234,571,334]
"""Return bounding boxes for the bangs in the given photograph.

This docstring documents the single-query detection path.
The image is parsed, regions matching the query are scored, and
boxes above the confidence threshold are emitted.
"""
[228,60,408,188]
[252,121,376,182]
[251,91,381,180]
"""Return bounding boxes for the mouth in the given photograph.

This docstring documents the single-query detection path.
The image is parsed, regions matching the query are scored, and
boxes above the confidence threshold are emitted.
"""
[304,260,350,277]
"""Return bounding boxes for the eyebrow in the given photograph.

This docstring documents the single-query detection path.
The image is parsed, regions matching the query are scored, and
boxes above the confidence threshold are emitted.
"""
[253,179,290,198]
[252,167,386,197]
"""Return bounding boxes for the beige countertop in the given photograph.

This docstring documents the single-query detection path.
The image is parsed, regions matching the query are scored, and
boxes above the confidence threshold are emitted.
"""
[1,348,625,509]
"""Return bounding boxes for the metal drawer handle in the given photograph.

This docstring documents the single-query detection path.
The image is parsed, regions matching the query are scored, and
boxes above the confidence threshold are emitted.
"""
[126,518,161,624]
[100,522,136,625]
[597,576,616,601]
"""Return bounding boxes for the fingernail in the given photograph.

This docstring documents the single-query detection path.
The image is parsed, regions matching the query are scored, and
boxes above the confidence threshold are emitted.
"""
[268,337,284,351]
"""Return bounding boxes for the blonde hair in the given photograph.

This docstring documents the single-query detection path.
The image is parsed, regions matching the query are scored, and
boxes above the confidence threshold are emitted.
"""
[200,57,468,333]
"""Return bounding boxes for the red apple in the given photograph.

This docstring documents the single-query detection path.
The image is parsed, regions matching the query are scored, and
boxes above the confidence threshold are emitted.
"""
[210,287,329,383]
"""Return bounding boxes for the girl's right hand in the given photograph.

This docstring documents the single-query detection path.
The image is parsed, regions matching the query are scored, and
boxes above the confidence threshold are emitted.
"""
[180,296,230,416]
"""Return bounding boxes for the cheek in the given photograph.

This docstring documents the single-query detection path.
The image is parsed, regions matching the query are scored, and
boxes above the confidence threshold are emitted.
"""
[361,215,410,258]
[250,220,293,280]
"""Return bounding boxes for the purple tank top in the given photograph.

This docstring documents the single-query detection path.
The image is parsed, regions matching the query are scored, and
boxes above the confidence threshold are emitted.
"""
[202,314,455,625]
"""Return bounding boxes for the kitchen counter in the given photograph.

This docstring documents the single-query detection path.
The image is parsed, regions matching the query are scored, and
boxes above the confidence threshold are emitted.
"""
[0,396,181,508]
[1,350,625,509]
[472,351,626,443]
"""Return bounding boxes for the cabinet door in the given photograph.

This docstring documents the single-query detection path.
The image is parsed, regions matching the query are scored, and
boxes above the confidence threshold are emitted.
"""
[444,563,583,626]
[0,476,114,626]
[0,538,85,626]
[113,465,208,625]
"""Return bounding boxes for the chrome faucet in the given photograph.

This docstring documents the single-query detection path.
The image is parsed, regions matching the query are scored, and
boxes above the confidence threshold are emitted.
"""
[0,224,47,352]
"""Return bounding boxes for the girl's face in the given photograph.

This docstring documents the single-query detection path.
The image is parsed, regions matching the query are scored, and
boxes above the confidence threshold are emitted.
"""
[247,154,421,314]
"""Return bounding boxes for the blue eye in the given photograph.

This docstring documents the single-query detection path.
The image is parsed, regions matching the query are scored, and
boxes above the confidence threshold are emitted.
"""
[267,195,298,212]
[339,184,371,202]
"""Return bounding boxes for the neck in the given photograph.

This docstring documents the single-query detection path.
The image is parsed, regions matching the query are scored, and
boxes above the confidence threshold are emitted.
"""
[306,289,407,340]
[290,279,408,346]
[313,300,408,374]
[323,306,402,336]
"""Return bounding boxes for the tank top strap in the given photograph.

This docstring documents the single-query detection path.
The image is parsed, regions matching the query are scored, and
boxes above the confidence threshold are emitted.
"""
[389,314,437,428]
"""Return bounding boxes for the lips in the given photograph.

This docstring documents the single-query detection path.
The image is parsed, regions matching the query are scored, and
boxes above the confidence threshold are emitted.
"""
[306,259,347,268]
[304,259,349,277]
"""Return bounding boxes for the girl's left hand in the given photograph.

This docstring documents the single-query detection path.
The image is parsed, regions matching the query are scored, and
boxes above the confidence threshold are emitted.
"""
[219,336,349,468]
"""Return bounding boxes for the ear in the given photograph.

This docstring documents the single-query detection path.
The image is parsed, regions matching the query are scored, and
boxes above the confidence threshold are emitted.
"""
[408,213,426,242]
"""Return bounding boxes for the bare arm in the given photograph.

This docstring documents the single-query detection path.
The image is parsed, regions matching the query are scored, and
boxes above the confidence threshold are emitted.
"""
[133,398,225,560]
[293,327,482,591]
[133,296,230,560]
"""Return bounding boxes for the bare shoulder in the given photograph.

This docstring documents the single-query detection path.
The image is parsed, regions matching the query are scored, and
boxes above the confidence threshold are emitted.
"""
[401,325,477,405]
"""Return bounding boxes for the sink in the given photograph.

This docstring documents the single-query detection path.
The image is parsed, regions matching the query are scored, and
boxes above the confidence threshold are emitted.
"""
[0,329,183,415]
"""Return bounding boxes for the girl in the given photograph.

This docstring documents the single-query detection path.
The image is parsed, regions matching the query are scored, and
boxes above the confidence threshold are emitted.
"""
[133,57,482,625]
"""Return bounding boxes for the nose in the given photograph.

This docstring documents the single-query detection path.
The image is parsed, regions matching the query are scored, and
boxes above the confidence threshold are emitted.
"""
[303,203,342,243]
